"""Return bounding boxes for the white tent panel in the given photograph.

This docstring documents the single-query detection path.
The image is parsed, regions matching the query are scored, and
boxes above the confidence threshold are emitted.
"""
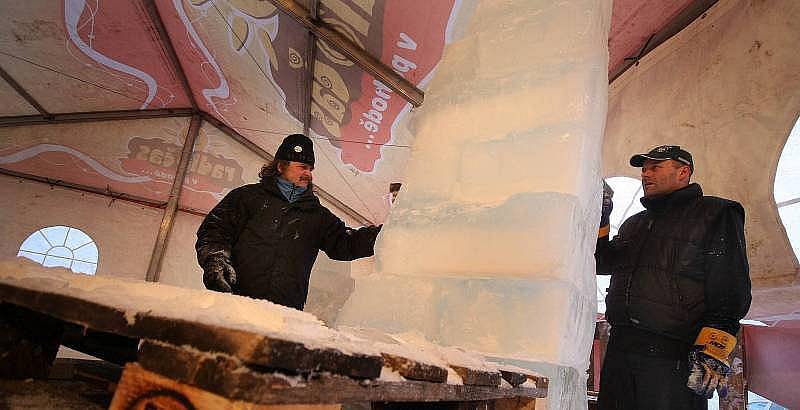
[0,117,191,203]
[0,78,38,116]
[158,210,204,290]
[0,175,162,280]
[179,121,265,213]
[603,0,800,290]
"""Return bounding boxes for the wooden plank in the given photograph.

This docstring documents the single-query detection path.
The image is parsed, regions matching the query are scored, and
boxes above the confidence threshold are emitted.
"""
[494,366,548,390]
[131,315,382,379]
[0,283,382,379]
[110,362,341,410]
[719,330,747,410]
[499,370,528,388]
[0,303,64,378]
[135,341,547,404]
[449,365,502,387]
[372,397,535,410]
[381,353,448,383]
[0,379,112,410]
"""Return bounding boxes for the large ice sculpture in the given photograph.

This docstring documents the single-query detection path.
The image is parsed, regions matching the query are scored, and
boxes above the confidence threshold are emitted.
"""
[338,1,611,407]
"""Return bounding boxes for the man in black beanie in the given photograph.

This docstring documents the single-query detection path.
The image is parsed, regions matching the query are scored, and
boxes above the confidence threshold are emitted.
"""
[196,134,381,310]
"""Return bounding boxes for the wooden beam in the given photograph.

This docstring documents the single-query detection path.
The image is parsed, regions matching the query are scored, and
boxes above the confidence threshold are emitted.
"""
[265,0,423,107]
[0,284,382,380]
[146,115,202,282]
[142,0,199,111]
[0,64,49,116]
[0,304,64,379]
[610,0,719,82]
[0,108,194,127]
[302,0,320,136]
[719,330,747,410]
[132,341,547,404]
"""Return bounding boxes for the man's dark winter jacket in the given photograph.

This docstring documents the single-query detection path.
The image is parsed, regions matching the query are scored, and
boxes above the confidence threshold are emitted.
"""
[196,176,379,310]
[595,183,751,343]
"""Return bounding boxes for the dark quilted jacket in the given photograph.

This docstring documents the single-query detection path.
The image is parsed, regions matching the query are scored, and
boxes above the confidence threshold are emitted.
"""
[196,176,379,309]
[596,183,751,343]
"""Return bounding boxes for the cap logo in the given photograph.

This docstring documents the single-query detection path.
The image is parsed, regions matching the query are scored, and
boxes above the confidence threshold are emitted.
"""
[294,145,303,153]
[655,145,678,153]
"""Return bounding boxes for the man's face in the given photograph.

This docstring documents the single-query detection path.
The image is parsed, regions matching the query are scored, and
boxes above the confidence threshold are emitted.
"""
[280,161,313,187]
[641,159,690,197]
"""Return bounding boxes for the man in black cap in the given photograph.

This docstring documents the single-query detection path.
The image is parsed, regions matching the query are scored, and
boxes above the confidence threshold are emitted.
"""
[195,134,381,310]
[595,145,751,409]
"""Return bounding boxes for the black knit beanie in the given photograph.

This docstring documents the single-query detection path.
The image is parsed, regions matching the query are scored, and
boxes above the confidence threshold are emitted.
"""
[275,134,314,166]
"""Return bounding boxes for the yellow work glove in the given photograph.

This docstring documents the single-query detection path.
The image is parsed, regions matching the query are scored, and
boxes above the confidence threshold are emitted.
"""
[687,327,736,398]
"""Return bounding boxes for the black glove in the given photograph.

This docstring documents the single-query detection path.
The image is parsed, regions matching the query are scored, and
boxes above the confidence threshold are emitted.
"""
[599,181,614,237]
[200,249,236,293]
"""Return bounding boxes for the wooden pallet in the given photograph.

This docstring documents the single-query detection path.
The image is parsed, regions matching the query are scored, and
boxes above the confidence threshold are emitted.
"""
[0,277,548,409]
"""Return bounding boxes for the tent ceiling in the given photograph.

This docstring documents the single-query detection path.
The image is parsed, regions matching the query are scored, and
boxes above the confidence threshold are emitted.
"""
[0,0,715,224]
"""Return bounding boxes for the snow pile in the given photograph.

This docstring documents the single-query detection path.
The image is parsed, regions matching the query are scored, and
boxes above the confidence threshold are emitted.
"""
[0,258,377,356]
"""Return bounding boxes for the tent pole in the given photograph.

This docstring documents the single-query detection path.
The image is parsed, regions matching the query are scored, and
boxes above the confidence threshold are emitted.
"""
[0,64,50,117]
[302,0,319,136]
[265,0,423,107]
[0,108,194,127]
[0,168,167,209]
[145,114,202,282]
[609,0,718,82]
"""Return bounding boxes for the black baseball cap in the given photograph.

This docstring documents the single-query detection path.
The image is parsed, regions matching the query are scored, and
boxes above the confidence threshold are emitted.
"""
[630,145,693,171]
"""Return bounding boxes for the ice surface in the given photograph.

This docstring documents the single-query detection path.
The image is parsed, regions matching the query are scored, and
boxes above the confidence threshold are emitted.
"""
[338,1,611,408]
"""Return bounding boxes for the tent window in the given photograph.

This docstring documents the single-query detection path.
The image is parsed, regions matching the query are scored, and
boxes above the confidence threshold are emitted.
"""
[775,117,800,262]
[597,176,645,313]
[17,226,99,275]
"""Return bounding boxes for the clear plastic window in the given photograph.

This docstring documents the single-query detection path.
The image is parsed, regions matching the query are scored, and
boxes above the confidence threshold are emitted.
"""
[18,226,98,275]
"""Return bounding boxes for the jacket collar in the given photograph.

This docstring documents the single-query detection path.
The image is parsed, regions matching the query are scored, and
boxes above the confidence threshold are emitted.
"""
[259,176,320,208]
[640,183,702,214]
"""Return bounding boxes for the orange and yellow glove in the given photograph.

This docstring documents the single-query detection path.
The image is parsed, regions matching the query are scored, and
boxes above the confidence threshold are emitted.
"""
[687,327,736,398]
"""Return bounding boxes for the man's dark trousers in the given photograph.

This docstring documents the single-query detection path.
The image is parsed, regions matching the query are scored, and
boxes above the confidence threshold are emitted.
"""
[597,327,707,410]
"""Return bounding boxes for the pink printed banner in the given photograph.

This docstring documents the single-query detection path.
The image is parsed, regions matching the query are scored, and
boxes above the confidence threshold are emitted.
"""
[339,0,456,172]
[64,1,191,109]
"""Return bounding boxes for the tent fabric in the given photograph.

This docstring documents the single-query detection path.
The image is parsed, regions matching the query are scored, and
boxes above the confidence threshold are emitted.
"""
[743,324,800,409]
[0,175,163,279]
[603,0,800,293]
[0,0,703,224]
[608,0,696,75]
[178,121,264,213]
[0,117,191,203]
[0,0,464,224]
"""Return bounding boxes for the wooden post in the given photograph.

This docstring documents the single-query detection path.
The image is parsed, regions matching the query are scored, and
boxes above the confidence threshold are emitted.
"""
[719,330,747,410]
[0,304,64,378]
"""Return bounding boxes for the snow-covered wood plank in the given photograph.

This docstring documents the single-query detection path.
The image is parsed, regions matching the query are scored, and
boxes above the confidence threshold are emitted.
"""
[132,340,547,405]
[0,260,549,394]
[381,353,448,383]
[109,361,341,410]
